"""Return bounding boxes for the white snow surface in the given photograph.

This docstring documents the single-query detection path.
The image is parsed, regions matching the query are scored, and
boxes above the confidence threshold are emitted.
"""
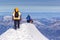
[0,23,49,40]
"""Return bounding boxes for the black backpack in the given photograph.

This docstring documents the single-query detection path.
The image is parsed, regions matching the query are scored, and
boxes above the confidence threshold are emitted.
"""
[15,12,19,17]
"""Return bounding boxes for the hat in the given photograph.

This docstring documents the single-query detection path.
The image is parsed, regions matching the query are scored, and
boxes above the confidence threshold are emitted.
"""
[15,8,19,12]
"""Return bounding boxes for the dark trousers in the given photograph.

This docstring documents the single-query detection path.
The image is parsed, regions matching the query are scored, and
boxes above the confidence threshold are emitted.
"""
[14,20,20,29]
[27,20,30,23]
[27,20,33,23]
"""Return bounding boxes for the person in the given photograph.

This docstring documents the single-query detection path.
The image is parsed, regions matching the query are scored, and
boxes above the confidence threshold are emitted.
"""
[26,15,33,23]
[12,8,21,30]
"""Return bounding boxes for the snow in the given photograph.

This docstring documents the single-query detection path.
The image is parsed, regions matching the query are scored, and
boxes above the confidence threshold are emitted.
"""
[0,23,49,40]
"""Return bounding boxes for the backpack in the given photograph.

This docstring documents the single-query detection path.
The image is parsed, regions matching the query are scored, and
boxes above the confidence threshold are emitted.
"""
[15,12,19,17]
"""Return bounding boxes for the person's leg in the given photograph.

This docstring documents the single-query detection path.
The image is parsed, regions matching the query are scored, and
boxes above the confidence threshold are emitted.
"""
[14,20,17,29]
[27,20,30,23]
[17,20,20,28]
[30,20,33,23]
[27,20,28,23]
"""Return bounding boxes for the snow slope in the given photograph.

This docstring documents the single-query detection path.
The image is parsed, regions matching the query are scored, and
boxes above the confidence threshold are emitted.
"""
[0,23,49,40]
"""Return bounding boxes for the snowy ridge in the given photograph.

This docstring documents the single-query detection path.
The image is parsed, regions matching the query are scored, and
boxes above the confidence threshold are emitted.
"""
[0,23,49,40]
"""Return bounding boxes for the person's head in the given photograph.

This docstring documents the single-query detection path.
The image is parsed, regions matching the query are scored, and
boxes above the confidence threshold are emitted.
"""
[14,8,19,12]
[27,14,30,17]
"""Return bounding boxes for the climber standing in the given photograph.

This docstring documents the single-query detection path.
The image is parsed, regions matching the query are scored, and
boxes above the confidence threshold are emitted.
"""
[12,8,21,30]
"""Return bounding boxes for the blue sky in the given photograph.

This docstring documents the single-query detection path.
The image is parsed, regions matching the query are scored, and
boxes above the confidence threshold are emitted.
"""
[0,0,60,12]
[0,0,60,19]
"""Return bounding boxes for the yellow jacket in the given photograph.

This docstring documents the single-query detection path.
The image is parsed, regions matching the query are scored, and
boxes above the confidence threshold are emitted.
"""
[13,12,21,20]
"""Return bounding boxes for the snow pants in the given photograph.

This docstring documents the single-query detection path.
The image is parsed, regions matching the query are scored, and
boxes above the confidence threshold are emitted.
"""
[14,20,20,29]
